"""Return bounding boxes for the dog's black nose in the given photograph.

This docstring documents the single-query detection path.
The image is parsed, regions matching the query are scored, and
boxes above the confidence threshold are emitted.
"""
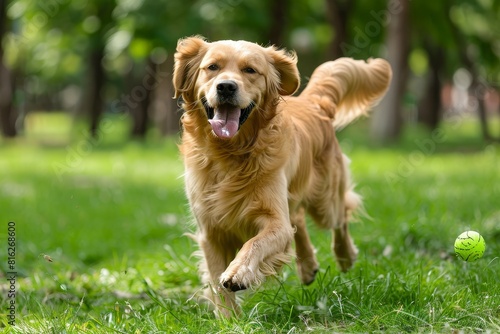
[216,80,238,98]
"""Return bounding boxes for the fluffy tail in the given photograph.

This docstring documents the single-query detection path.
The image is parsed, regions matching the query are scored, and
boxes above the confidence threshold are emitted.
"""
[300,58,392,129]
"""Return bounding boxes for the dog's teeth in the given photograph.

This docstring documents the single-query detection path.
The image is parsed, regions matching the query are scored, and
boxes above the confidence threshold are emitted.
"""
[222,128,230,137]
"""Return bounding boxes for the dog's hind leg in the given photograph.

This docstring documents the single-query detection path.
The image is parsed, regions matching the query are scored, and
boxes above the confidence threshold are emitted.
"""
[332,192,359,272]
[332,155,361,271]
[308,196,358,272]
[331,158,361,272]
[307,154,359,272]
[291,206,319,284]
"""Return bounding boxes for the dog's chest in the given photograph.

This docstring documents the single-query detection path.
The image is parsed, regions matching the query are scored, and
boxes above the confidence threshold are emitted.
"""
[185,158,268,227]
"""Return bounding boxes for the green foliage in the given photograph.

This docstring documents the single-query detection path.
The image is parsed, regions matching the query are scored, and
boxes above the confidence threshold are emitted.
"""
[3,0,499,127]
[1,117,499,332]
[449,0,500,78]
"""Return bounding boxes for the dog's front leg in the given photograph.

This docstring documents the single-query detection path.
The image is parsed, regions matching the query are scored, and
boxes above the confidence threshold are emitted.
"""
[219,198,295,292]
[199,236,240,317]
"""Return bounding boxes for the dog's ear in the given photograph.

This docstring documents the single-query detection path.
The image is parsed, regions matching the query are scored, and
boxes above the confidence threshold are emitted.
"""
[267,47,300,96]
[173,36,208,100]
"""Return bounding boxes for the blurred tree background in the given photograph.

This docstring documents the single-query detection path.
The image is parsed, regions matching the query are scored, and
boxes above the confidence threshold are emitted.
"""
[0,0,499,143]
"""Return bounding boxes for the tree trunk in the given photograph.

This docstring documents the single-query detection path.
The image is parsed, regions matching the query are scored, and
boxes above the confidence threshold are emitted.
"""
[0,64,15,138]
[152,56,180,136]
[476,87,491,140]
[130,58,155,139]
[325,0,352,59]
[86,1,115,139]
[88,47,105,138]
[370,0,411,142]
[417,44,444,130]
[267,0,289,45]
[0,0,16,138]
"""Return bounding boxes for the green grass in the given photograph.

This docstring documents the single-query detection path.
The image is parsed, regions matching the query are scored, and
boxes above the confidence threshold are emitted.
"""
[1,114,499,333]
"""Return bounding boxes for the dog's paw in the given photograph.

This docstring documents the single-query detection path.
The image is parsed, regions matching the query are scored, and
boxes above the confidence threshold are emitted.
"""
[219,262,262,292]
[334,243,358,272]
[297,258,319,285]
[221,278,247,292]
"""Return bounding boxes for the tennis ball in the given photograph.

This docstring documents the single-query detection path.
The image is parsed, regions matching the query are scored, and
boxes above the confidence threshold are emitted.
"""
[454,231,485,262]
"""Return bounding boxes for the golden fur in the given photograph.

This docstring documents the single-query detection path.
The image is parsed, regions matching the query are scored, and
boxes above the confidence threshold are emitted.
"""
[173,36,392,317]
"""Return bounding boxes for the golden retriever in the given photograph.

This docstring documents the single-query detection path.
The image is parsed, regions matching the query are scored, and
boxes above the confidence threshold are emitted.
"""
[173,36,391,317]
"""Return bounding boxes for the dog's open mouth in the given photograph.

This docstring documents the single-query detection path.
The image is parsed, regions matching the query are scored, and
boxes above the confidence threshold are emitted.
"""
[203,98,255,139]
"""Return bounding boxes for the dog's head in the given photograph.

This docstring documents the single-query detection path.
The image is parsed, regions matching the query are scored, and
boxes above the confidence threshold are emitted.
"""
[173,36,300,139]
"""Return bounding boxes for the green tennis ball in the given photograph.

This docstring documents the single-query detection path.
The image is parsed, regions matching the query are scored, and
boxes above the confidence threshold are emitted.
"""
[454,231,485,262]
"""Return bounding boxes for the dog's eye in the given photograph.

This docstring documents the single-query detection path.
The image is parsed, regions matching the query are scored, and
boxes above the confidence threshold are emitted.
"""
[243,67,256,74]
[207,64,219,71]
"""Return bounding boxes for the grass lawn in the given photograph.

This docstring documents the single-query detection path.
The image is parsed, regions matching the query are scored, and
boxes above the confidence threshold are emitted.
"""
[0,114,499,333]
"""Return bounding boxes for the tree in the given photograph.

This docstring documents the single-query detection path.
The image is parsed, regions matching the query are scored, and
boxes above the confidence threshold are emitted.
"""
[129,57,155,139]
[325,0,353,59]
[267,0,290,45]
[119,0,203,138]
[370,0,411,142]
[85,1,116,138]
[4,0,498,143]
[3,0,118,138]
[445,0,500,141]
[0,0,16,138]
[411,2,455,131]
[417,42,445,130]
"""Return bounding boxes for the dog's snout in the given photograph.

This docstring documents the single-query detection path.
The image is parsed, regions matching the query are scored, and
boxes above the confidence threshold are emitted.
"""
[216,80,238,98]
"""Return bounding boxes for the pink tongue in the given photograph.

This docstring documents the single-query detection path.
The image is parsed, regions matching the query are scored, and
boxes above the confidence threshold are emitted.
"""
[208,105,241,139]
